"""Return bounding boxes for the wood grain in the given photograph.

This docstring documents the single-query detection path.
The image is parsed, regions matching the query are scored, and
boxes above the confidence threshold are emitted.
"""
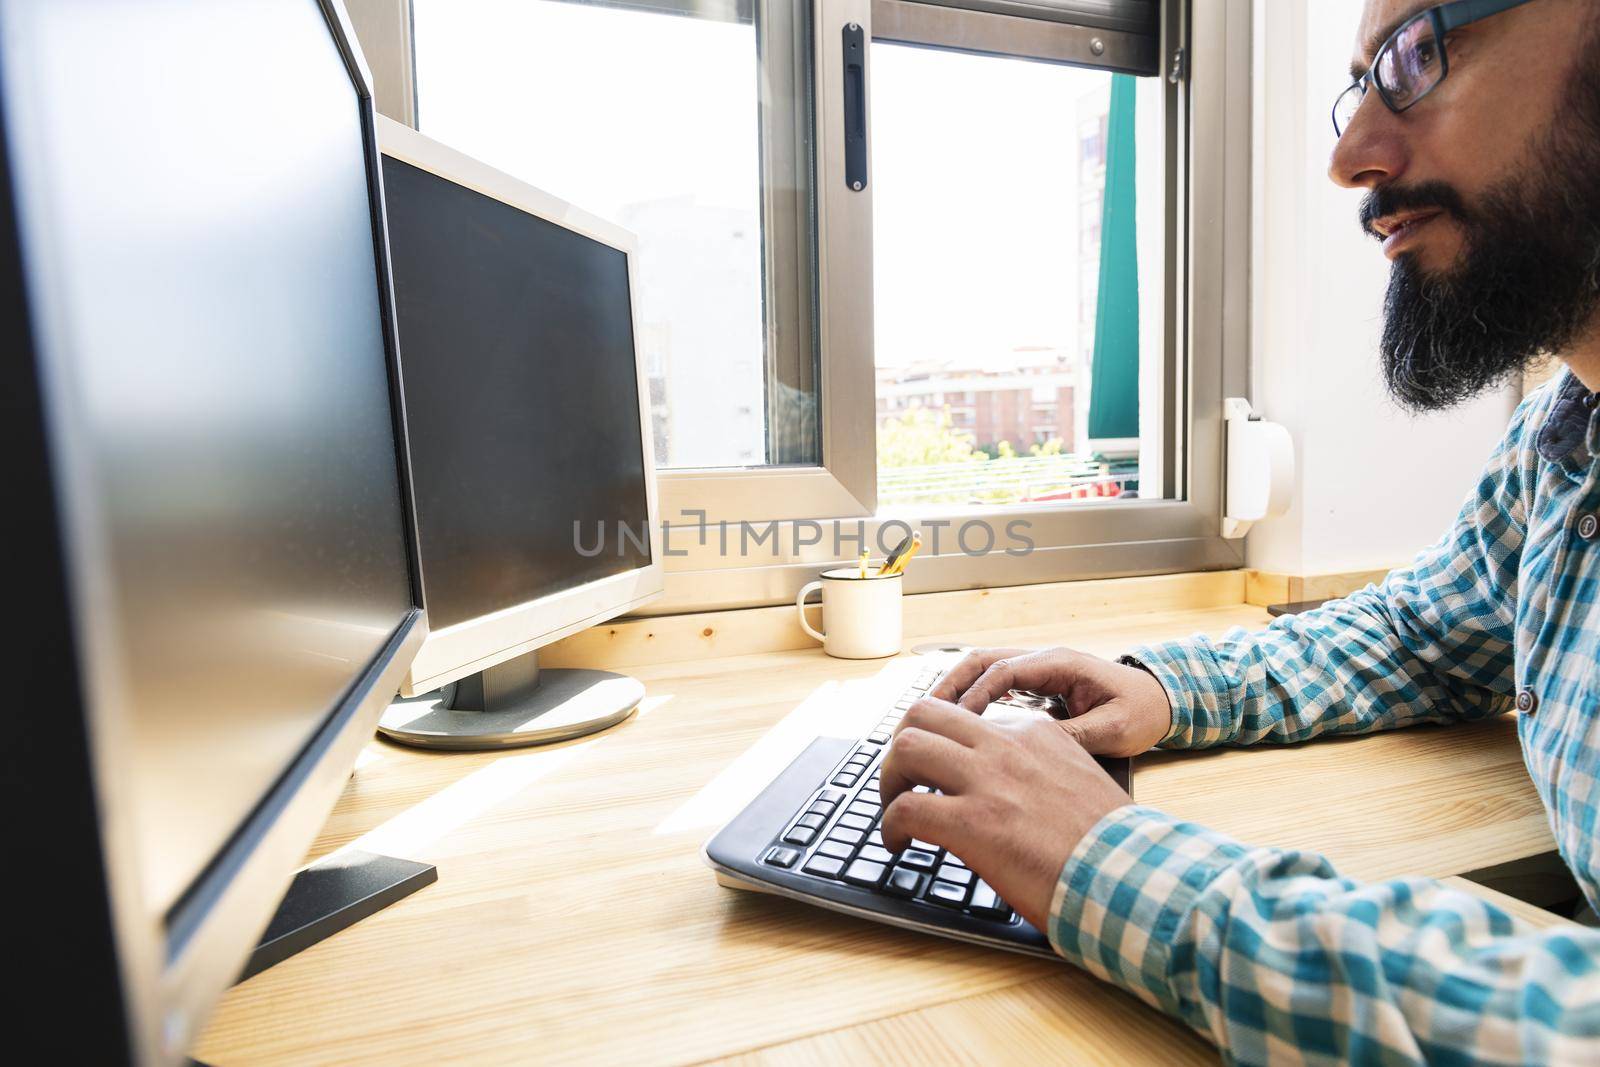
[1242,568,1394,608]
[192,599,1555,1066]
[541,570,1247,670]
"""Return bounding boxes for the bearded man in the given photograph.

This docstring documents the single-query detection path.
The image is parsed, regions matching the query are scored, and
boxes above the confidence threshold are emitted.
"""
[876,1,1600,1060]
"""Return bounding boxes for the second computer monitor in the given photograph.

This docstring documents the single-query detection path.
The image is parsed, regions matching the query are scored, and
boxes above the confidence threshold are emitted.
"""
[376,117,662,749]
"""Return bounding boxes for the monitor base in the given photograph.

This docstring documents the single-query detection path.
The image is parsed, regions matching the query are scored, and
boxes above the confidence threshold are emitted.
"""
[238,850,436,983]
[377,654,642,750]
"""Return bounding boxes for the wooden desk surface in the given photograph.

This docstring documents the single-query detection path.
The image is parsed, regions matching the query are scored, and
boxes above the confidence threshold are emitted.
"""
[194,602,1558,1066]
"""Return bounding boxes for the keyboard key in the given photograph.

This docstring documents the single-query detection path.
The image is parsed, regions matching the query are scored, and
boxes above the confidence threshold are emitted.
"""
[827,826,866,846]
[898,849,938,871]
[936,863,972,886]
[803,855,845,879]
[883,867,926,898]
[858,844,895,864]
[764,846,801,869]
[926,880,969,908]
[851,746,877,761]
[867,732,891,745]
[866,829,885,846]
[796,813,826,831]
[844,859,888,888]
[910,838,939,852]
[859,791,882,807]
[816,839,854,860]
[846,801,878,817]
[944,853,967,868]
[838,813,873,831]
[968,880,1010,920]
[817,789,846,807]
[782,825,817,846]
[830,772,859,788]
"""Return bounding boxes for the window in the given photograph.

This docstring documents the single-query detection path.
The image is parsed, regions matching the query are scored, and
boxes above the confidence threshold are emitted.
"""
[355,0,1251,610]
[411,0,819,471]
[870,35,1163,509]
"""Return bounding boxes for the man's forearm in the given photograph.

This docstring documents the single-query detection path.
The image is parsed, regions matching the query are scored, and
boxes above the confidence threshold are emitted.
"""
[1131,575,1514,749]
[1050,806,1600,1063]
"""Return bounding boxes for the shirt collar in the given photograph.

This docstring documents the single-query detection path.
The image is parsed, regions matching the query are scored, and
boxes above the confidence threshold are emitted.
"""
[1534,371,1600,465]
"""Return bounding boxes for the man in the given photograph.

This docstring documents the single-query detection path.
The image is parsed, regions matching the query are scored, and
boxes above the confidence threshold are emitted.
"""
[878,0,1600,1060]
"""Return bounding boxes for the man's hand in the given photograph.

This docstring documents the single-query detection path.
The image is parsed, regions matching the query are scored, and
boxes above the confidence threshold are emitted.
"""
[930,646,1174,757]
[877,697,1133,931]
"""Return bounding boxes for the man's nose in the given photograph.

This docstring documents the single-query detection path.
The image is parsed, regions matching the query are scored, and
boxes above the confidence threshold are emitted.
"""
[1329,90,1407,189]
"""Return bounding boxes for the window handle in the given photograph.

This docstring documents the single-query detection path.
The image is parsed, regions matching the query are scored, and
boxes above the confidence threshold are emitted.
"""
[843,23,866,191]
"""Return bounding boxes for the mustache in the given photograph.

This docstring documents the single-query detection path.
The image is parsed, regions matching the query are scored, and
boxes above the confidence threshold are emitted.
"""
[1359,181,1471,241]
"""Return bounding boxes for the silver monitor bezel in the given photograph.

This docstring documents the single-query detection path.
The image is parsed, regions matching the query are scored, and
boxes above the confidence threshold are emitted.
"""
[0,1,429,1060]
[376,115,665,697]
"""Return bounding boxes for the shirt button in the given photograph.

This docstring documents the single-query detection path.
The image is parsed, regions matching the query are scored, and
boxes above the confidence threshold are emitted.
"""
[1580,513,1599,541]
[1516,687,1539,715]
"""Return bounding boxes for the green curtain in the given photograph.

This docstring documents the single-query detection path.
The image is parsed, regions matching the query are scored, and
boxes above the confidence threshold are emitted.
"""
[1087,74,1139,443]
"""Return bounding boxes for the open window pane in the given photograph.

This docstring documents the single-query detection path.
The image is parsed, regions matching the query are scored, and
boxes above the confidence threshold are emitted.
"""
[871,42,1164,508]
[412,0,818,470]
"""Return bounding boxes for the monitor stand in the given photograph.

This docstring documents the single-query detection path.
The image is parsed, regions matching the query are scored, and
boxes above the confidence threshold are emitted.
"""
[375,651,643,750]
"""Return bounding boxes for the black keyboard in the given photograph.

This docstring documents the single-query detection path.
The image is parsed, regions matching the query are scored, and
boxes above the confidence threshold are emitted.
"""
[703,662,1133,957]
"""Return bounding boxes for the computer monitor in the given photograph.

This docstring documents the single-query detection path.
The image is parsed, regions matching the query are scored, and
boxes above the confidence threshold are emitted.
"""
[1,1,426,1061]
[374,117,664,750]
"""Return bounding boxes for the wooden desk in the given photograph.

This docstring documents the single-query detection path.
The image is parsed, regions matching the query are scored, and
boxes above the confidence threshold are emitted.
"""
[194,596,1558,1066]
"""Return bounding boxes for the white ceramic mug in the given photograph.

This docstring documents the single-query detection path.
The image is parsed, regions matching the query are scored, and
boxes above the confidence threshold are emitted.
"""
[795,567,903,659]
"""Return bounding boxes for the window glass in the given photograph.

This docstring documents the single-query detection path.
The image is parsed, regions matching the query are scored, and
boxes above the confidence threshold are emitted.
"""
[413,0,817,470]
[871,43,1163,508]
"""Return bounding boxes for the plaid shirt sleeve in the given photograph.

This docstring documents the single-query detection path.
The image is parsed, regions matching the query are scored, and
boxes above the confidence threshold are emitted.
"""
[1128,392,1545,749]
[1050,806,1600,1064]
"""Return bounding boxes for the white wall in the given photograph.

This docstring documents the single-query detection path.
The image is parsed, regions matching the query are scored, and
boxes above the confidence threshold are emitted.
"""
[1245,0,1519,576]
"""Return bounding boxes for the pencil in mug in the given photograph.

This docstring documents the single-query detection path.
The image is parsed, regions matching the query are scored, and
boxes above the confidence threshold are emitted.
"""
[876,533,914,576]
[880,533,922,577]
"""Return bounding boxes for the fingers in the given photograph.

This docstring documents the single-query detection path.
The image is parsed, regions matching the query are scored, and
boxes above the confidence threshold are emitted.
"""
[895,697,990,747]
[955,648,1073,714]
[878,725,975,809]
[879,789,963,855]
[1056,705,1135,756]
[928,647,1032,704]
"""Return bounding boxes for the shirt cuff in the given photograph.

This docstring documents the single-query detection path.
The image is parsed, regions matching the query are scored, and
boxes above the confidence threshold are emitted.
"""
[1129,638,1237,748]
[1047,805,1249,1017]
[1128,639,1203,746]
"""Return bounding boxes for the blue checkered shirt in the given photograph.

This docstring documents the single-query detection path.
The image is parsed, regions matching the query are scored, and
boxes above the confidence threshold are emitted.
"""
[1049,373,1600,1064]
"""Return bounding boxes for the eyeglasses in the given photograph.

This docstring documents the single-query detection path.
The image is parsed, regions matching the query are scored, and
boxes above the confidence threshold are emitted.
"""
[1333,0,1544,138]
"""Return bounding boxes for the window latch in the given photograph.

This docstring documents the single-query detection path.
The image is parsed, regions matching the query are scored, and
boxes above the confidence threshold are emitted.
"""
[1168,47,1186,85]
[843,23,867,191]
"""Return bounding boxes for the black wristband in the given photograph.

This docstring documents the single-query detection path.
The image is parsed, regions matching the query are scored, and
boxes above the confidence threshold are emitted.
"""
[1117,653,1155,676]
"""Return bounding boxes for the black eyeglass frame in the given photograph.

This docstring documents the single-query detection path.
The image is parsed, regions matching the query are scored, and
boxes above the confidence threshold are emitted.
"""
[1332,0,1543,137]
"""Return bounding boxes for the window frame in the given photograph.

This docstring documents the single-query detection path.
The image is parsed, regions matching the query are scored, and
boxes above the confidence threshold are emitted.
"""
[353,0,1252,616]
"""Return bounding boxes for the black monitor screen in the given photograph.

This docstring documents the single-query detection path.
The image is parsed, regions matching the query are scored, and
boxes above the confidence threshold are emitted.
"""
[1,0,416,922]
[381,156,652,631]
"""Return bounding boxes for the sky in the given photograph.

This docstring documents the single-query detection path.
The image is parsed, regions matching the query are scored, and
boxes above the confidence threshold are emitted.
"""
[411,0,1113,375]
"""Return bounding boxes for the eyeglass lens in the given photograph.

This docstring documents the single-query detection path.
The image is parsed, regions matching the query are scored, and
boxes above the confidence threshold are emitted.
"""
[1334,14,1445,136]
[1376,16,1444,109]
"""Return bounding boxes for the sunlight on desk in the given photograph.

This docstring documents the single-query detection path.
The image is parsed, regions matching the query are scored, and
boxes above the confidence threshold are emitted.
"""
[654,659,923,836]
[341,693,674,860]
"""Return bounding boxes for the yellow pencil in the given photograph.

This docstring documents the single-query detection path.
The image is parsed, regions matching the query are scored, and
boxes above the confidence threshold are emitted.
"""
[884,534,921,576]
[877,532,915,576]
[857,551,869,579]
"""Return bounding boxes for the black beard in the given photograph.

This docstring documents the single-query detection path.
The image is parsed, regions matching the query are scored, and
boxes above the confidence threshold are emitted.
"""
[1365,43,1600,413]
